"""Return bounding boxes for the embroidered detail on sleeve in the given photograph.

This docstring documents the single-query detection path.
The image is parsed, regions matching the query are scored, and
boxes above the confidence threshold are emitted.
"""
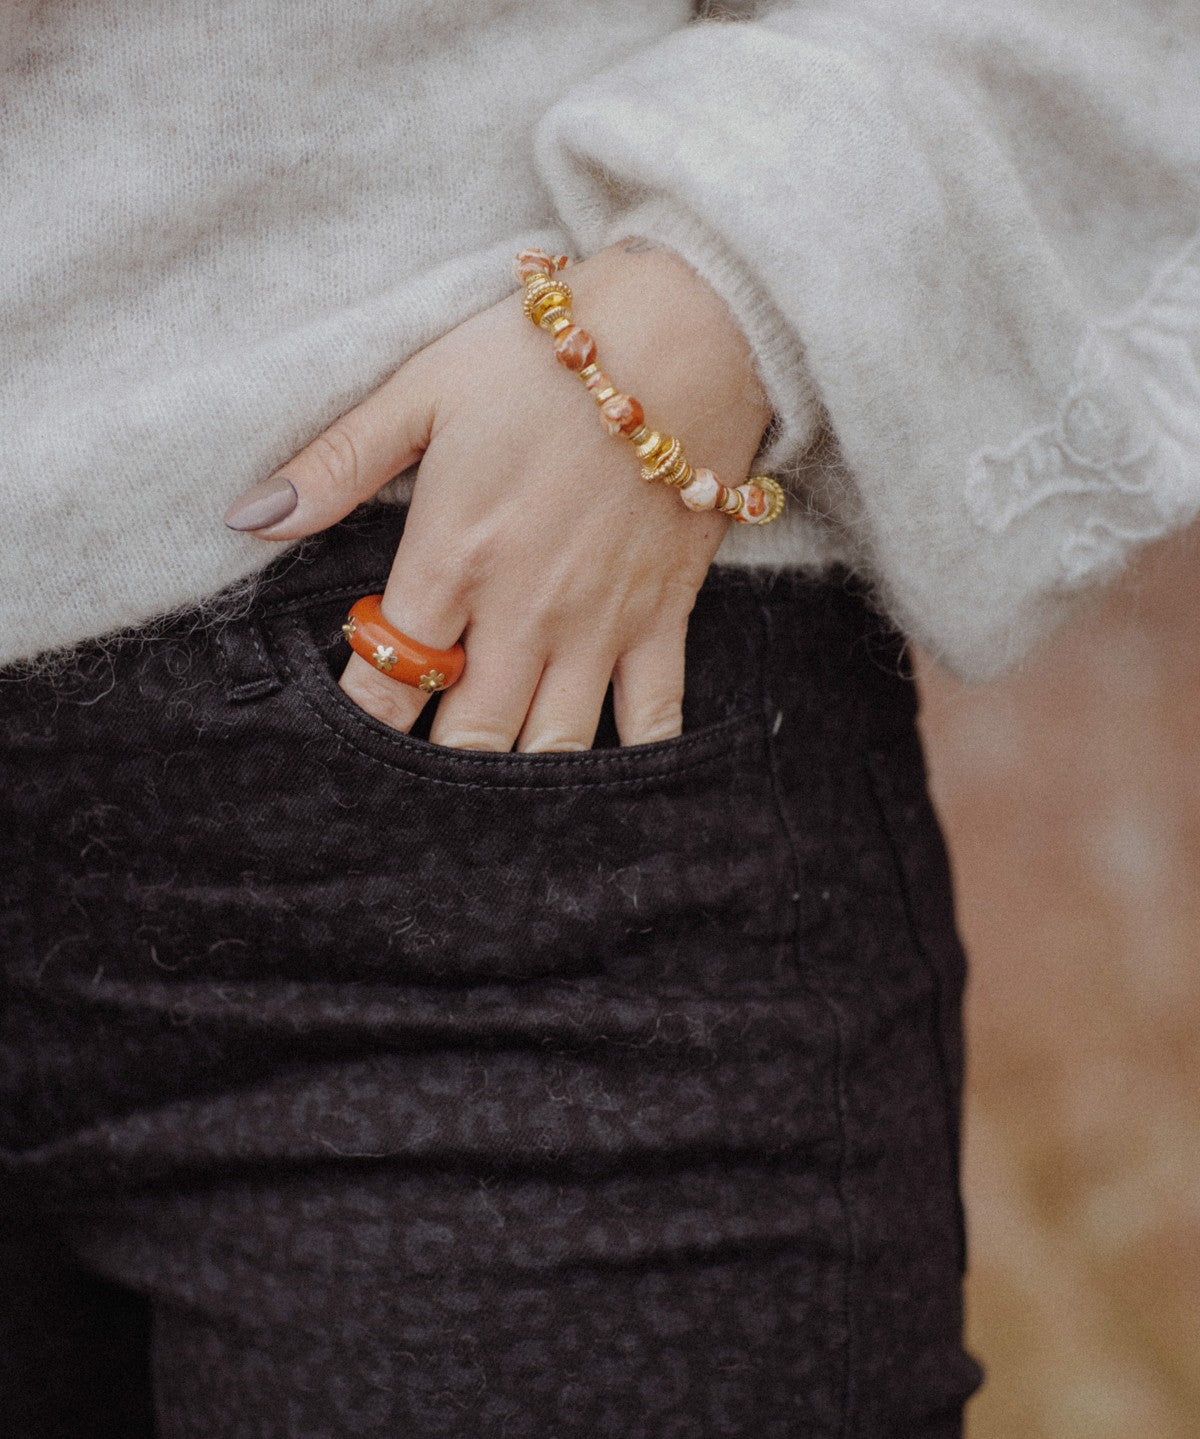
[965,228,1200,587]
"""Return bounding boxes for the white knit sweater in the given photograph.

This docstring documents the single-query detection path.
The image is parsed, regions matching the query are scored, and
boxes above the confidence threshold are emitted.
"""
[2,0,1198,680]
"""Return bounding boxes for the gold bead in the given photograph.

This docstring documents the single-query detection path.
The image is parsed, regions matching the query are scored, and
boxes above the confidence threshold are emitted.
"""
[548,315,573,336]
[626,424,651,447]
[663,456,688,487]
[719,486,745,517]
[522,273,559,302]
[662,456,693,488]
[522,280,573,324]
[648,437,678,467]
[632,429,666,462]
[536,305,571,330]
[529,287,572,319]
[579,363,602,384]
[749,475,787,524]
[593,385,617,405]
[642,437,686,485]
[530,296,571,327]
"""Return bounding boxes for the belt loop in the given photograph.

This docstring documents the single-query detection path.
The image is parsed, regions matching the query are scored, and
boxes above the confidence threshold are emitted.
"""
[215,612,282,704]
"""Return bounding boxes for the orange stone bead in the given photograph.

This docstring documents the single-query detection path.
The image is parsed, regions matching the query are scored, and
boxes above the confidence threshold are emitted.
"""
[680,468,722,511]
[730,477,785,524]
[553,325,597,372]
[742,485,768,519]
[514,248,569,284]
[599,393,645,438]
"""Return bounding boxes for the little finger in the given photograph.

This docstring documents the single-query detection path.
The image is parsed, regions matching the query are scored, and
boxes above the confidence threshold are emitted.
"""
[610,623,689,746]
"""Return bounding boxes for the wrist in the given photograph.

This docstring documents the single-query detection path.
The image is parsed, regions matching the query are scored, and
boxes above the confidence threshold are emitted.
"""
[567,239,774,457]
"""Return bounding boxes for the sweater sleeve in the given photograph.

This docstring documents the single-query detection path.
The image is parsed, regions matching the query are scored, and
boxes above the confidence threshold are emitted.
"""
[532,0,1200,681]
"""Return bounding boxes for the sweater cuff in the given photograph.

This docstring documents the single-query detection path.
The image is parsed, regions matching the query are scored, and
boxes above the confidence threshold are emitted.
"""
[558,194,822,481]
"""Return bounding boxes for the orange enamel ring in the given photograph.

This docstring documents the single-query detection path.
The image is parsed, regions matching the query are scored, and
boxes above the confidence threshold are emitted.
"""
[341,595,466,693]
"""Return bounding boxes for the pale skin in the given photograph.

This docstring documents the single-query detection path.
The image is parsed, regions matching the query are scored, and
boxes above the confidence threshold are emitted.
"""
[234,240,773,751]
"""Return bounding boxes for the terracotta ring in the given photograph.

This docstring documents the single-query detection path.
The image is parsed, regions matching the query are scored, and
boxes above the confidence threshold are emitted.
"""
[340,594,466,694]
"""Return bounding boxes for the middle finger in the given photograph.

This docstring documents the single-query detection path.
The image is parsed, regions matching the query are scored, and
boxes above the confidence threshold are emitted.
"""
[515,649,615,752]
[429,614,545,751]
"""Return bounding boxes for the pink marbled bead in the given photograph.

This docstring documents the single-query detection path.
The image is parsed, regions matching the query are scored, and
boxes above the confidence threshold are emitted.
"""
[513,248,568,284]
[599,393,645,438]
[680,467,722,512]
[553,325,597,373]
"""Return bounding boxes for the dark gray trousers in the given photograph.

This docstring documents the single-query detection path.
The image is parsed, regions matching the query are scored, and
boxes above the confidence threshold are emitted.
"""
[0,505,982,1436]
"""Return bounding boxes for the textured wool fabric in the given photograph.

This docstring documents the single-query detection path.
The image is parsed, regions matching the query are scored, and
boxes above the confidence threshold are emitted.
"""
[0,505,982,1436]
[1,1,1198,677]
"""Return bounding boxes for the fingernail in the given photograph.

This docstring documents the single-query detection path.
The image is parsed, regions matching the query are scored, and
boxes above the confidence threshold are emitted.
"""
[223,476,298,531]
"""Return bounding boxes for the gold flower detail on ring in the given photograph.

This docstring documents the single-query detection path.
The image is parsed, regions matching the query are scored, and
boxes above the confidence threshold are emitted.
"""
[341,619,358,641]
[418,669,447,693]
[372,645,398,672]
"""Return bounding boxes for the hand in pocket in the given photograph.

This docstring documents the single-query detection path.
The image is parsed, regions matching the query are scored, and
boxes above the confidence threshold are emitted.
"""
[223,242,772,752]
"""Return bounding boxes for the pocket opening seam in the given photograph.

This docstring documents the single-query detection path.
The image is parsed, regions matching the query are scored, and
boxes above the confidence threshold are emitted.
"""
[268,613,764,791]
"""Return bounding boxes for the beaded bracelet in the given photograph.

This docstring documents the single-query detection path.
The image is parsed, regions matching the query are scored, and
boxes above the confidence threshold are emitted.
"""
[514,248,785,526]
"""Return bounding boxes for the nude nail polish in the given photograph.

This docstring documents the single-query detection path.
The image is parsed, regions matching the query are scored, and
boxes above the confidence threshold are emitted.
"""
[223,476,298,531]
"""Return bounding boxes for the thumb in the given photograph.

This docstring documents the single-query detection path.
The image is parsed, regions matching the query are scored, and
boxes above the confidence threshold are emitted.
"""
[222,358,437,540]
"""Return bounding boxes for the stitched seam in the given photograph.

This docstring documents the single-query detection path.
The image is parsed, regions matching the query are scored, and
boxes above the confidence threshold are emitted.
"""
[757,596,856,1439]
[246,615,274,678]
[270,614,759,792]
[4,966,836,1020]
[216,613,281,702]
[230,617,282,700]
[281,612,755,764]
[863,749,967,1274]
[284,609,756,769]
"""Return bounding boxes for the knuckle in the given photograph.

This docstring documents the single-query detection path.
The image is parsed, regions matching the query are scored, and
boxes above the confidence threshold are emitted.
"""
[456,524,500,584]
[306,424,361,496]
[420,525,491,600]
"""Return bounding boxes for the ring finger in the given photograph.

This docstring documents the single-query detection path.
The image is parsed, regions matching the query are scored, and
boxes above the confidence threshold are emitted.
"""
[516,651,615,752]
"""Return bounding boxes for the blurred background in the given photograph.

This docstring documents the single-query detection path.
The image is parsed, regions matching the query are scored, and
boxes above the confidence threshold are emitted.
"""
[914,526,1200,1438]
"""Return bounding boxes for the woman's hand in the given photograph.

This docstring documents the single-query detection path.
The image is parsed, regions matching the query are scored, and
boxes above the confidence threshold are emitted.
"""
[224,241,772,750]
